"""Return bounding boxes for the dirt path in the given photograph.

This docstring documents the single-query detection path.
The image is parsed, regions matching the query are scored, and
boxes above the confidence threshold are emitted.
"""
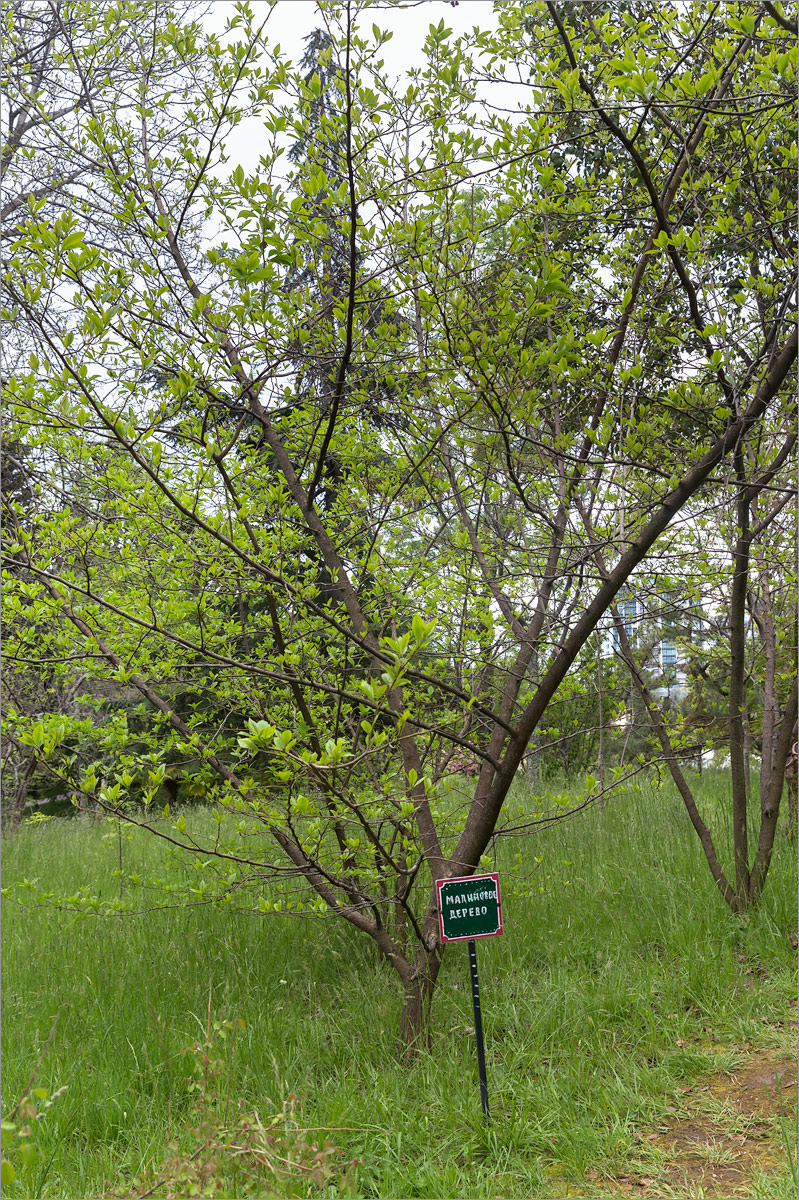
[650,1048,796,1198]
[594,1040,797,1199]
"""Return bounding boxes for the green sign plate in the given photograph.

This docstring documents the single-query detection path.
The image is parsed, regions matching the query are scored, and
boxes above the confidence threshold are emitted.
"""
[436,872,503,943]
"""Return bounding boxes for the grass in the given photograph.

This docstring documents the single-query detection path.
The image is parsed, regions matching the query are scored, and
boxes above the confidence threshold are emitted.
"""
[2,769,796,1198]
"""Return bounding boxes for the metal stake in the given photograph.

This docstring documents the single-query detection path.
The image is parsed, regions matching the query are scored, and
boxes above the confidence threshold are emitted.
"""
[467,938,490,1120]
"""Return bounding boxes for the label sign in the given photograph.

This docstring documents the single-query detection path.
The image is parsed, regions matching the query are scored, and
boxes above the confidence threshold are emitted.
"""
[436,872,503,943]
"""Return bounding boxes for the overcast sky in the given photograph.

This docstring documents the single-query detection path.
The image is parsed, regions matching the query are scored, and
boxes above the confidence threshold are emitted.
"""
[203,0,502,73]
[200,1,514,175]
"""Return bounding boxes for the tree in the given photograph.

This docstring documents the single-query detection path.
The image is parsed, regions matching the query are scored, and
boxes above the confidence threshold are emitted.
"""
[2,0,796,1051]
[606,431,797,908]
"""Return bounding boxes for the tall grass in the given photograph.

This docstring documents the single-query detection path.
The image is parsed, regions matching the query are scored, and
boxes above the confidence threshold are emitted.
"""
[2,770,796,1198]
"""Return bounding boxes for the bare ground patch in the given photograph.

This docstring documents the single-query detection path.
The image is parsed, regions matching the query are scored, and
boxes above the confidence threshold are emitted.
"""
[653,1049,797,1198]
[588,1042,797,1199]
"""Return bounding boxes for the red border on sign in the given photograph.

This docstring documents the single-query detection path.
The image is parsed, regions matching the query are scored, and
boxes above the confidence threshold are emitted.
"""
[436,872,503,943]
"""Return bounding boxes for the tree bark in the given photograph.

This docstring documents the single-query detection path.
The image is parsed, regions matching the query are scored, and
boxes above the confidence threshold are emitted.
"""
[729,452,752,905]
[785,729,798,842]
[596,633,605,807]
[398,945,443,1062]
[749,682,798,900]
[9,754,37,828]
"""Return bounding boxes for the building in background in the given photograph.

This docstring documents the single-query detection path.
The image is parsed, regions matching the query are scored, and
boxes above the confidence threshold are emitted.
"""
[607,588,697,703]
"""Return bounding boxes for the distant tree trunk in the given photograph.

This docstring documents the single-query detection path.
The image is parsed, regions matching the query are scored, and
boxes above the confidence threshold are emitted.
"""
[785,734,798,841]
[525,744,540,788]
[9,755,37,828]
[596,633,605,807]
[587,502,797,917]
[728,451,751,905]
[392,853,410,952]
[526,646,541,788]
[749,685,797,901]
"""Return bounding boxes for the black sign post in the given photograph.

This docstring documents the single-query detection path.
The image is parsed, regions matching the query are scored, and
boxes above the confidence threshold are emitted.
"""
[436,872,503,1121]
[468,938,490,1119]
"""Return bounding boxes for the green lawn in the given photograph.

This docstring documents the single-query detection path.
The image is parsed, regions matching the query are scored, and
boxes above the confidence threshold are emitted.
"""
[2,771,796,1198]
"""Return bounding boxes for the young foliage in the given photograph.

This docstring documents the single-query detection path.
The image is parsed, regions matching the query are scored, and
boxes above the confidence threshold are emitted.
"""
[2,0,796,1046]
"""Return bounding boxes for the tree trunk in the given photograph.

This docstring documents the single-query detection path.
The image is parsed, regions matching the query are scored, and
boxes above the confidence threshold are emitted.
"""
[398,945,443,1062]
[749,682,798,901]
[525,743,540,789]
[786,735,798,842]
[596,633,605,808]
[728,453,751,901]
[526,646,541,789]
[743,721,752,790]
[8,755,37,828]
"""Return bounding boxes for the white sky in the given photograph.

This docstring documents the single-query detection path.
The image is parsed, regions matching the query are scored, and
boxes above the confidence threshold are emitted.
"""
[203,0,502,72]
[200,1,515,178]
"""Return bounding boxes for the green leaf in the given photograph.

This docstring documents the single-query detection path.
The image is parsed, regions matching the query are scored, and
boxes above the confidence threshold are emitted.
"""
[18,1143,38,1168]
